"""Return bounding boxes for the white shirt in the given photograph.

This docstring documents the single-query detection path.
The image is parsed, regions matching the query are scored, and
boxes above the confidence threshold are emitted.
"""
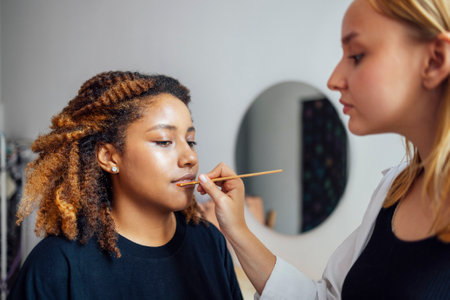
[255,163,406,300]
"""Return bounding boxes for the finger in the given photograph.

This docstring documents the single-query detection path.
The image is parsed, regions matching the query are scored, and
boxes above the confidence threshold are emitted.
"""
[197,180,222,194]
[206,163,245,192]
[206,162,238,180]
[198,174,229,205]
[197,163,228,194]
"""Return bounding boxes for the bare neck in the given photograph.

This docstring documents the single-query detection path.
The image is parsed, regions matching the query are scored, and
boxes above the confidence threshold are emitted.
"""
[401,92,441,168]
[111,199,177,247]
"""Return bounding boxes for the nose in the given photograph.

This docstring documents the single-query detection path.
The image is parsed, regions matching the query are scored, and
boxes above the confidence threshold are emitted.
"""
[178,142,198,168]
[327,59,347,92]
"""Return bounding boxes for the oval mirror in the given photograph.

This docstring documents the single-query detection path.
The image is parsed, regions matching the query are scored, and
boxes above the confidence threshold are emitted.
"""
[235,81,349,235]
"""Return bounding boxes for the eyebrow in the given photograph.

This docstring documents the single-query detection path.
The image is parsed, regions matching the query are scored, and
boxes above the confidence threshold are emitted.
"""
[342,31,359,45]
[147,124,195,133]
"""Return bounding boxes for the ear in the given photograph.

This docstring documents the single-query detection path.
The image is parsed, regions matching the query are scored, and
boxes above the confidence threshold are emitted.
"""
[96,143,121,174]
[422,32,450,90]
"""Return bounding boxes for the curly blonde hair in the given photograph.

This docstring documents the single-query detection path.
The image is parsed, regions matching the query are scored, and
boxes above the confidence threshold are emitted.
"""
[17,71,203,257]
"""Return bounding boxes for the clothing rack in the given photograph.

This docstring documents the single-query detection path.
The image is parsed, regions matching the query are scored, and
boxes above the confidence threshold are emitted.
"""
[1,131,7,300]
[0,135,34,299]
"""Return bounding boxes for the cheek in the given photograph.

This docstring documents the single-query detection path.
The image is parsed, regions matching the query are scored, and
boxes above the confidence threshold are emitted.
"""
[122,147,174,180]
[147,151,178,180]
[351,60,395,106]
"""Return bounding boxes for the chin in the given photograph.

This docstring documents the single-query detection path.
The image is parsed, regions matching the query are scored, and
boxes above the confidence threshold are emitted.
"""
[171,194,193,211]
[350,130,367,136]
[348,122,370,136]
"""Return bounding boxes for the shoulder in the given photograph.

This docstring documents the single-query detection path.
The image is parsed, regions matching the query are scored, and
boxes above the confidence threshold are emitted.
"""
[27,235,92,258]
[26,235,76,261]
[20,235,100,276]
[21,236,79,272]
[9,236,78,298]
[10,235,112,299]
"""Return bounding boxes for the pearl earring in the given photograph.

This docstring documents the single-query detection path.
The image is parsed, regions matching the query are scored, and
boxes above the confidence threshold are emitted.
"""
[112,166,118,173]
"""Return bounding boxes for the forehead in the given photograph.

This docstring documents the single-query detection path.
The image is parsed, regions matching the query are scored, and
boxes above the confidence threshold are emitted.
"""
[341,0,418,46]
[342,0,379,37]
[138,93,192,124]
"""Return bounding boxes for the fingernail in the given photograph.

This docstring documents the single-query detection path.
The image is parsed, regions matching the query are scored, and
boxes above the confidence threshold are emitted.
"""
[199,174,207,183]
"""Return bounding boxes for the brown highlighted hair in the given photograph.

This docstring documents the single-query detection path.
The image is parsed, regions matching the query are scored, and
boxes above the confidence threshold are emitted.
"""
[17,71,203,256]
[368,0,450,242]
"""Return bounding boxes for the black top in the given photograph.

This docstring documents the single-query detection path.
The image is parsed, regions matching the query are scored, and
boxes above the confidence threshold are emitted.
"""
[8,212,243,300]
[342,202,450,299]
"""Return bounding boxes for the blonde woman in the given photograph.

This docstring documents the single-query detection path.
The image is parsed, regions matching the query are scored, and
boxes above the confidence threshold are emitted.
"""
[198,0,450,299]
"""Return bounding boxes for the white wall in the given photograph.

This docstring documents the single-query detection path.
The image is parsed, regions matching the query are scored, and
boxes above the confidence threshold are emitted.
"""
[1,0,405,280]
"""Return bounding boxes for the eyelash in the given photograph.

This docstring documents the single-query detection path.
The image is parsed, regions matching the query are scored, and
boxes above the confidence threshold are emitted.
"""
[155,141,197,148]
[155,141,172,147]
[348,53,364,65]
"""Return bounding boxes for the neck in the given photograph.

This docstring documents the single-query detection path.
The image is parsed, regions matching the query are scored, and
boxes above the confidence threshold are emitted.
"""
[401,92,442,169]
[111,199,177,247]
[407,129,435,166]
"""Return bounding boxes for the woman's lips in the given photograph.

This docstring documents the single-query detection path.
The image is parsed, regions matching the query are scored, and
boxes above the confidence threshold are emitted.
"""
[172,174,196,185]
[339,99,353,114]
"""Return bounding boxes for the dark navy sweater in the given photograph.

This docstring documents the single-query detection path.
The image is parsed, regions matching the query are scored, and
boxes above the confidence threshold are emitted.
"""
[8,212,243,300]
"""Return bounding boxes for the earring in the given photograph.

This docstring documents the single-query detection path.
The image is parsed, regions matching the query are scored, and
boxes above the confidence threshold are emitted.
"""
[111,166,118,173]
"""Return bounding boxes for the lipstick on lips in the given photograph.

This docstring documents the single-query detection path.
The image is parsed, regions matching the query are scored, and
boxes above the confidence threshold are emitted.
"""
[177,169,284,187]
[172,174,196,187]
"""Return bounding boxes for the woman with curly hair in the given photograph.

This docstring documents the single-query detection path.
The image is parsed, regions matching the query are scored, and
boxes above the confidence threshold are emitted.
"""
[8,71,243,300]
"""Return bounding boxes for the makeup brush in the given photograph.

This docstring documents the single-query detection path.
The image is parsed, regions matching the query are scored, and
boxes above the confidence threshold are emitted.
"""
[177,169,283,187]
